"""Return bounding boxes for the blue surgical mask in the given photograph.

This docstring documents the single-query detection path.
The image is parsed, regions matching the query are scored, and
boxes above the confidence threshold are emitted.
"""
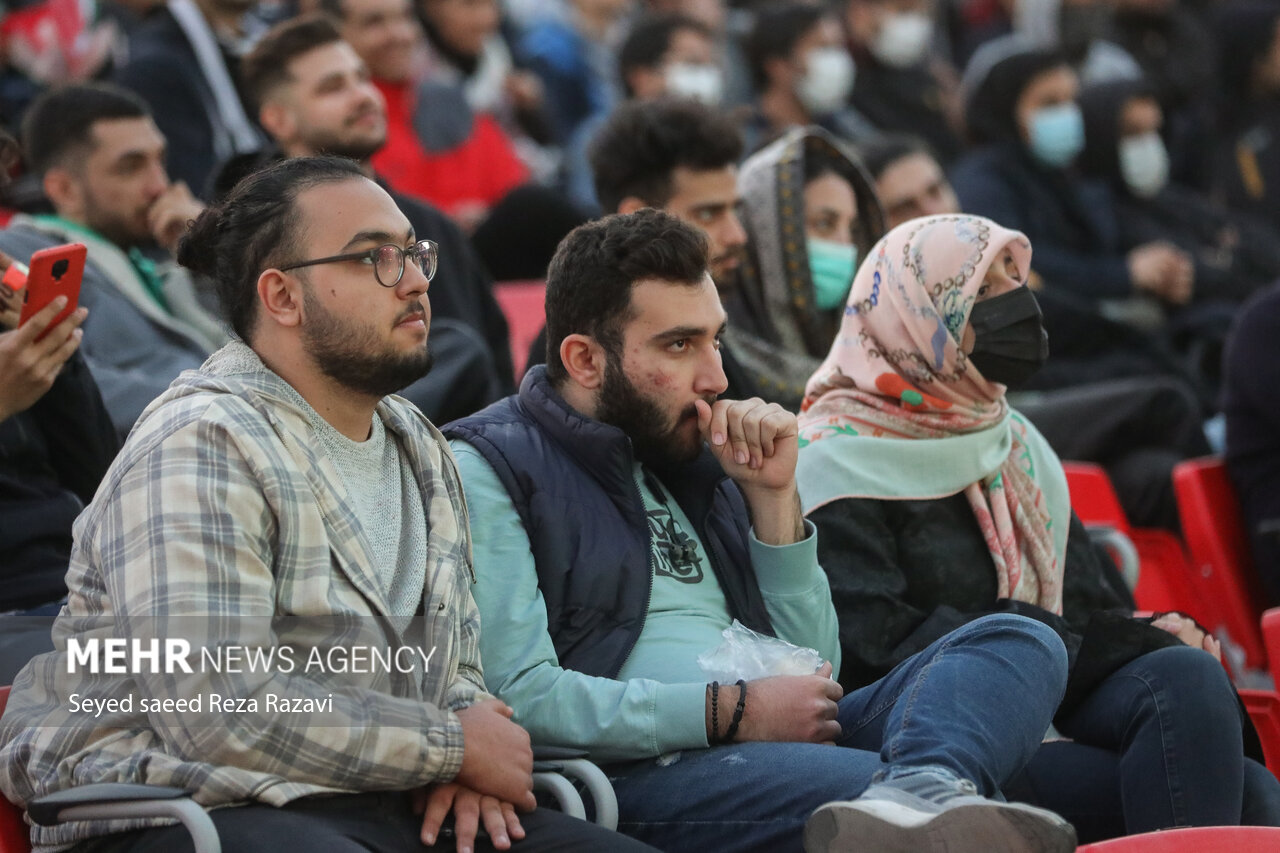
[808,237,858,310]
[1027,103,1084,169]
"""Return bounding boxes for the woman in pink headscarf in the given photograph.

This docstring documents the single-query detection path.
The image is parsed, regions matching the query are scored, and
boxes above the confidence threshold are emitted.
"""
[796,214,1280,841]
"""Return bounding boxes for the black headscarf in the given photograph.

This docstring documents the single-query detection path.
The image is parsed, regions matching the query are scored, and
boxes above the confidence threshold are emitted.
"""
[963,43,1072,147]
[1078,78,1161,189]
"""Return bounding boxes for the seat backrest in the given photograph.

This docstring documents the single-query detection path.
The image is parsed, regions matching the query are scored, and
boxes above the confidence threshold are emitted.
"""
[1062,462,1132,535]
[1173,458,1268,671]
[1266,608,1280,688]
[1126,529,1205,620]
[1062,463,1206,618]
[0,686,33,853]
[1076,826,1280,852]
[1240,688,1280,779]
[493,280,547,379]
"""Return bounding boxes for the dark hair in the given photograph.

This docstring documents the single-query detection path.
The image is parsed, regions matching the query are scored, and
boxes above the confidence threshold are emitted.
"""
[0,130,17,175]
[315,0,346,21]
[618,12,712,97]
[589,98,742,212]
[177,156,366,341]
[963,47,1070,145]
[544,208,709,384]
[242,14,344,112]
[858,133,939,180]
[745,2,826,93]
[20,83,151,176]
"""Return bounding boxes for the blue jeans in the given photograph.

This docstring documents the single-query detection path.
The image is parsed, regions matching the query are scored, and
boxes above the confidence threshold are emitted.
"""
[1006,645,1280,841]
[603,613,1068,853]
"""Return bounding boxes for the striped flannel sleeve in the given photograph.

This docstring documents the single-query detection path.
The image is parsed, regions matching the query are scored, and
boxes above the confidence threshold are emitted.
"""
[93,399,465,790]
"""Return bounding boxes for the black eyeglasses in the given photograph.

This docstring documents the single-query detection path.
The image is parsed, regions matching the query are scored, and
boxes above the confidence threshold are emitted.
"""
[279,239,438,287]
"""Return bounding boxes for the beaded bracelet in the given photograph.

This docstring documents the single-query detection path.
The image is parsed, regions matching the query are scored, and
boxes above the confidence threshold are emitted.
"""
[709,681,721,742]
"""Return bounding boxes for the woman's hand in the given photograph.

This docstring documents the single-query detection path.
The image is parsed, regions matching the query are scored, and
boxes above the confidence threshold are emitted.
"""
[1151,612,1222,662]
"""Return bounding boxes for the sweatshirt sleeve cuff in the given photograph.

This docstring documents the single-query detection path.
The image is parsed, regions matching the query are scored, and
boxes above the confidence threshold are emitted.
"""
[748,519,823,596]
[652,682,710,752]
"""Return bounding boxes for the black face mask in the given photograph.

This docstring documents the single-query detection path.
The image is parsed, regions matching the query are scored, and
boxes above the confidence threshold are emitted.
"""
[967,286,1049,389]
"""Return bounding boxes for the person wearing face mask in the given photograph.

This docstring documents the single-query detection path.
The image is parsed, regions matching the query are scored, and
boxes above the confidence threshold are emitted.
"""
[1106,0,1218,190]
[843,0,965,164]
[727,126,886,410]
[562,12,726,214]
[952,39,1199,329]
[862,132,1215,531]
[742,3,875,156]
[1079,79,1280,306]
[795,213,1280,844]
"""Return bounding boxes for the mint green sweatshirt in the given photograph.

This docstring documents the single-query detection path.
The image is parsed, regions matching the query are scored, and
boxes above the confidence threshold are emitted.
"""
[450,441,840,762]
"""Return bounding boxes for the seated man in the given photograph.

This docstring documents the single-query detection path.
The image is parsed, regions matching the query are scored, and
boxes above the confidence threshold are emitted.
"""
[0,157,651,853]
[444,208,1077,853]
[0,83,227,438]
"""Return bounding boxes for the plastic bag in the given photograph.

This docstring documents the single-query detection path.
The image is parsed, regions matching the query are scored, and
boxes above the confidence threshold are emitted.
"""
[696,620,824,682]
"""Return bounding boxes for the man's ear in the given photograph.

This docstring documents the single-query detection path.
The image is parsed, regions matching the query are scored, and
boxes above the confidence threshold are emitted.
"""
[259,102,296,149]
[617,196,649,215]
[257,268,305,329]
[559,333,608,390]
[626,67,664,101]
[42,167,82,218]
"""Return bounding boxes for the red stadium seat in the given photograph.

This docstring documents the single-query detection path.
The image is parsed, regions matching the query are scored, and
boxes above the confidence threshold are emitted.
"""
[0,687,31,853]
[1241,688,1280,777]
[1061,463,1206,621]
[1172,458,1268,674]
[493,279,546,378]
[1266,608,1280,687]
[1075,826,1280,851]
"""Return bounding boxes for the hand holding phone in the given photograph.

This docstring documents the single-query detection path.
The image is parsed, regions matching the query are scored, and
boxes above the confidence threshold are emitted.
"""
[18,243,87,340]
[0,296,88,422]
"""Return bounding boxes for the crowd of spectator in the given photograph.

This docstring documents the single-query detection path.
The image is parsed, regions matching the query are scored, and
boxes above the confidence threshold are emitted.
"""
[3,0,1280,851]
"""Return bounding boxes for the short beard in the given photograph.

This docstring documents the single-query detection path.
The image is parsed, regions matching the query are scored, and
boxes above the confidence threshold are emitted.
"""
[595,351,705,467]
[302,285,433,399]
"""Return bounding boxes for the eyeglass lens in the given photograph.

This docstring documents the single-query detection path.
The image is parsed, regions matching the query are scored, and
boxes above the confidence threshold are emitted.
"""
[372,243,436,286]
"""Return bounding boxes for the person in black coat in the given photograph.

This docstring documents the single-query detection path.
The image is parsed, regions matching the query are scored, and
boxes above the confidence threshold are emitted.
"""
[0,250,120,683]
[951,40,1193,312]
[796,213,1280,842]
[1078,78,1280,307]
[1224,281,1280,606]
[1211,2,1280,238]
[113,0,270,198]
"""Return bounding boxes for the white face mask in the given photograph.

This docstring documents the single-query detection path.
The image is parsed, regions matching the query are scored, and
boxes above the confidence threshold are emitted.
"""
[869,12,934,69]
[1118,131,1170,198]
[664,61,725,105]
[797,47,856,115]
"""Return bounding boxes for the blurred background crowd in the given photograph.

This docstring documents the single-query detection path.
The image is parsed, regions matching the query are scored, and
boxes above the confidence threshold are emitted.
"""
[4,0,1280,667]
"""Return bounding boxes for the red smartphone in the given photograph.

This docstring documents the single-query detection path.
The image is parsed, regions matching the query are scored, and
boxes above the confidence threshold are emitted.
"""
[18,242,87,340]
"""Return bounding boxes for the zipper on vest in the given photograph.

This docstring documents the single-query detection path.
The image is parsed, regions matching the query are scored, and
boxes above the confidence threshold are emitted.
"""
[612,469,656,678]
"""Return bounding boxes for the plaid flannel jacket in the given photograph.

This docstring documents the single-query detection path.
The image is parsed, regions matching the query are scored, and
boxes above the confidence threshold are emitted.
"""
[0,342,486,851]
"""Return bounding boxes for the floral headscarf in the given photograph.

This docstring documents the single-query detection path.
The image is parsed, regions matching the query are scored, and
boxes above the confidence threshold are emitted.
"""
[796,214,1069,613]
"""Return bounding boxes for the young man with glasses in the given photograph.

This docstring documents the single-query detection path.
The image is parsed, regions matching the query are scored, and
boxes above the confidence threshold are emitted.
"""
[0,157,653,853]
[239,14,516,398]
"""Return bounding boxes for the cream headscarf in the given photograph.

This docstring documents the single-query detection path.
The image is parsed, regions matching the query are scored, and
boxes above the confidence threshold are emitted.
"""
[796,214,1070,613]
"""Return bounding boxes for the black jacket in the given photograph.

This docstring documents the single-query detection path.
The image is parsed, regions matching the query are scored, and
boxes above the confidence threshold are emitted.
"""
[0,352,119,610]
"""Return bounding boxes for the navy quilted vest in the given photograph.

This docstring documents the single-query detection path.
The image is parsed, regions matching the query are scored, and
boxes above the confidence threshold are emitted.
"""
[444,366,775,677]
